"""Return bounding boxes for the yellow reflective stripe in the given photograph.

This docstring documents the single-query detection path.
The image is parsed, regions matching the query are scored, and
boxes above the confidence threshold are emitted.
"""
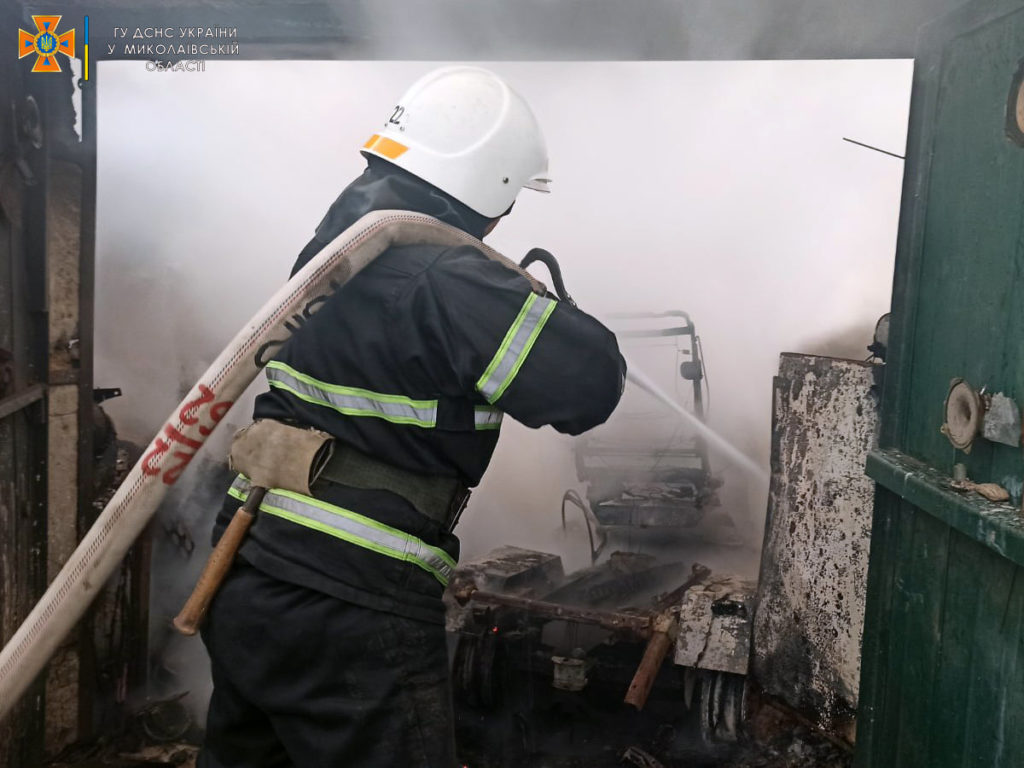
[266,361,437,428]
[476,294,558,404]
[476,295,536,394]
[279,487,457,571]
[473,406,504,430]
[230,479,457,570]
[262,504,451,585]
[497,299,556,402]
[228,477,456,584]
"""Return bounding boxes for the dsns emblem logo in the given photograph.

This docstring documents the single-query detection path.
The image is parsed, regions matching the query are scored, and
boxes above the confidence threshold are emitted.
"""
[18,15,75,73]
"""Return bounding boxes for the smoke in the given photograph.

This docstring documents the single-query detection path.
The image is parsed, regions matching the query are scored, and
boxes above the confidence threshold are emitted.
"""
[314,1,955,61]
[94,58,911,704]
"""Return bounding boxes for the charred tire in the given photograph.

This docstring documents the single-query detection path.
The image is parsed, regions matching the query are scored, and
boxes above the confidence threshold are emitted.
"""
[698,671,748,745]
[453,630,502,710]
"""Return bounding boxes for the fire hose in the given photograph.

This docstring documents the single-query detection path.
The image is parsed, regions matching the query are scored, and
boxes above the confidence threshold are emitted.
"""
[519,247,576,307]
[0,210,547,721]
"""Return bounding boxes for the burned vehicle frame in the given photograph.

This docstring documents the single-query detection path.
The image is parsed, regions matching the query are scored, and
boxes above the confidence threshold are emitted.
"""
[447,547,756,765]
[572,311,720,540]
[447,312,755,766]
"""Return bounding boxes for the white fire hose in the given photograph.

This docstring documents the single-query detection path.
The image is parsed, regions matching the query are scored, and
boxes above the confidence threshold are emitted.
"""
[0,210,541,720]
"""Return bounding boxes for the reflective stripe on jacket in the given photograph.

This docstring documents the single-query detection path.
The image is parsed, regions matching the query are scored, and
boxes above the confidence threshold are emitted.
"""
[265,360,505,432]
[229,475,456,586]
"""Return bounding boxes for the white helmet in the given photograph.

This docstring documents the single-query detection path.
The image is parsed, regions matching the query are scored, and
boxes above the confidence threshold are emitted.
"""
[361,66,551,218]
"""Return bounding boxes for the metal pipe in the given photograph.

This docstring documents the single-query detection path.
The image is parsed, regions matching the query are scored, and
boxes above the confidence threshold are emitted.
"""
[453,584,653,637]
[0,384,45,421]
[842,137,905,160]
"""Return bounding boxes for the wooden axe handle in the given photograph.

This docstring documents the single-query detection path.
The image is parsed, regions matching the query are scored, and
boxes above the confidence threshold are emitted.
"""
[173,487,266,636]
[624,612,677,710]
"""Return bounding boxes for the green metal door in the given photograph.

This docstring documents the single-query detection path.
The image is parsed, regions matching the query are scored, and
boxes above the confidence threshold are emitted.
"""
[857,2,1024,766]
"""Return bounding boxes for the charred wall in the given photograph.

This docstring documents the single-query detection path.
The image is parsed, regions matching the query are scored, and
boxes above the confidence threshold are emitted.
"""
[0,2,102,763]
[753,354,881,742]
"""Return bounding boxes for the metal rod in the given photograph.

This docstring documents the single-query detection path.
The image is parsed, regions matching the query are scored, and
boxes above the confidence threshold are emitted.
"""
[616,327,694,339]
[653,563,711,610]
[0,384,46,421]
[842,137,905,160]
[455,586,653,637]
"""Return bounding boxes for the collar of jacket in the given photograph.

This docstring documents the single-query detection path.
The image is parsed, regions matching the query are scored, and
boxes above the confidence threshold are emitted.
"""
[290,156,493,276]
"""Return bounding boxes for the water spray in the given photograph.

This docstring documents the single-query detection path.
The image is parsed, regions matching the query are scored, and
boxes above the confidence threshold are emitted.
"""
[623,358,769,485]
[516,252,769,487]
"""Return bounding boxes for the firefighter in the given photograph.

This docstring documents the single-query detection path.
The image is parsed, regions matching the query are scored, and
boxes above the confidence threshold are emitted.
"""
[198,66,626,767]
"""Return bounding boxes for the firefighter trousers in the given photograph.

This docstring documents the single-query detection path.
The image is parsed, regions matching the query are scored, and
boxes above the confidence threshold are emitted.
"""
[197,563,457,768]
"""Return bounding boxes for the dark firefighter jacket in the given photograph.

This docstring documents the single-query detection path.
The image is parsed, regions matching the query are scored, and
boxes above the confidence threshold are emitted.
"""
[215,156,626,624]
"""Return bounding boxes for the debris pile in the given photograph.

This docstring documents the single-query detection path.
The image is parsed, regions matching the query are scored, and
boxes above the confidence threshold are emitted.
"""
[724,727,851,768]
[47,743,197,768]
